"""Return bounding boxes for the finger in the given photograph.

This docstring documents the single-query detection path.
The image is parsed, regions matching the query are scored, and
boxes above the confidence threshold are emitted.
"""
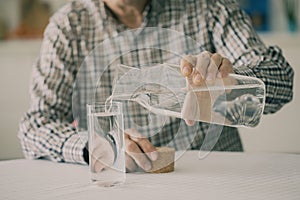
[192,72,205,86]
[182,91,200,124]
[186,75,193,90]
[180,55,196,76]
[129,137,158,161]
[90,149,114,173]
[218,58,233,78]
[185,119,196,126]
[90,134,115,173]
[126,129,158,161]
[125,137,152,171]
[193,51,211,85]
[93,159,106,173]
[207,53,222,81]
[125,153,138,173]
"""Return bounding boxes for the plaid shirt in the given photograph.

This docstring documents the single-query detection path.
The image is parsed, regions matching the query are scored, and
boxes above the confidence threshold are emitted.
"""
[18,0,294,164]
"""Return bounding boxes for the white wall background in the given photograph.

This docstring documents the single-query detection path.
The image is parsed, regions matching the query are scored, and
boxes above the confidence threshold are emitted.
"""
[0,0,20,31]
[0,40,41,160]
[270,1,300,32]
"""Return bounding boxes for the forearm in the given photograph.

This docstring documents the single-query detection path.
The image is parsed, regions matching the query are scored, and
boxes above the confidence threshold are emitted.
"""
[233,46,294,114]
[18,109,88,164]
[17,4,92,164]
[208,0,294,114]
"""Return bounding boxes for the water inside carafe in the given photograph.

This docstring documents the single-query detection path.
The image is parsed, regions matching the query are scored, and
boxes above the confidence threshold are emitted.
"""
[105,63,265,128]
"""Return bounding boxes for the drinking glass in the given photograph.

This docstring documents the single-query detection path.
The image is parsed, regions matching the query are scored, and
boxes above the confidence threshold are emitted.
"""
[87,102,126,187]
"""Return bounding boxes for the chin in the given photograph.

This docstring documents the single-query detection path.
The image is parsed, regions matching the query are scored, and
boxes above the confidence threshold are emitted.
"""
[123,0,145,4]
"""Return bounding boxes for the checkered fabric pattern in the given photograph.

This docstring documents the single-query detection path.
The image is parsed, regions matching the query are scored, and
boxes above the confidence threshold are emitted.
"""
[18,0,294,164]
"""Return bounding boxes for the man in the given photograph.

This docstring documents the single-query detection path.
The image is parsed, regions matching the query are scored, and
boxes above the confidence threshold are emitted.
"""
[18,0,294,172]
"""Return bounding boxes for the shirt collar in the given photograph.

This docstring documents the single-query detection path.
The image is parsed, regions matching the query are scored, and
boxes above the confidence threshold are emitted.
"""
[98,0,109,20]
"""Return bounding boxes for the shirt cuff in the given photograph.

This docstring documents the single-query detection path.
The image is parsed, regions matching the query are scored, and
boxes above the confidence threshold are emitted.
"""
[233,66,256,77]
[62,132,88,165]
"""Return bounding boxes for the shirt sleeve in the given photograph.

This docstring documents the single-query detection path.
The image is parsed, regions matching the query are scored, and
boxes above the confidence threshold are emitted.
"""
[207,0,294,114]
[18,13,87,164]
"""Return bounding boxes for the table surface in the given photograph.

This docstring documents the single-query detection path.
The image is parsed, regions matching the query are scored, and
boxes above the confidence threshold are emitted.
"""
[1,151,300,200]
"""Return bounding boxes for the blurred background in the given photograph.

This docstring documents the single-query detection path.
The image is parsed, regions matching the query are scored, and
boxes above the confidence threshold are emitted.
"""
[0,0,299,160]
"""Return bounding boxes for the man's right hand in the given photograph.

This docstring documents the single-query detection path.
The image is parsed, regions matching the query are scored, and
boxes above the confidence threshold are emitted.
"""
[180,51,234,126]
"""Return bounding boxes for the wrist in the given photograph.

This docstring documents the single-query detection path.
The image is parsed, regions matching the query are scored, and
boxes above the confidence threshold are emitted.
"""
[83,143,89,164]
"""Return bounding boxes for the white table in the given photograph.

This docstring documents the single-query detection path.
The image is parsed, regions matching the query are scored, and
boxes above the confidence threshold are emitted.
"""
[1,151,300,200]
